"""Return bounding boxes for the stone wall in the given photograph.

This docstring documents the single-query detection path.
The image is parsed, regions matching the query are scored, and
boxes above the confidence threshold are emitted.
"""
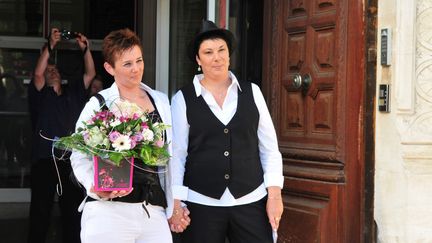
[375,0,432,242]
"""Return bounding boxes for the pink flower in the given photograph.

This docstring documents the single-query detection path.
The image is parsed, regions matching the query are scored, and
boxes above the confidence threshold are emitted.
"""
[155,139,164,148]
[130,139,137,149]
[109,131,121,142]
[83,132,89,141]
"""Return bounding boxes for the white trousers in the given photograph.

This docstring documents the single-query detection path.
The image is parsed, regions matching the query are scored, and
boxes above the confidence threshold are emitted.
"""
[81,201,173,243]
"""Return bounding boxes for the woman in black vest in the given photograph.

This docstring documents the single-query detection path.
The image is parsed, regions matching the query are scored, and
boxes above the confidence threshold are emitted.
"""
[170,20,284,243]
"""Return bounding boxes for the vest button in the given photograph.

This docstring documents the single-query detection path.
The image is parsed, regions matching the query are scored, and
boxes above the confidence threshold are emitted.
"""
[224,128,229,134]
[224,151,229,156]
[224,174,230,179]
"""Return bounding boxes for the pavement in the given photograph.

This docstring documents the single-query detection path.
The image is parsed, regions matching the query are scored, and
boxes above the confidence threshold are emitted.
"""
[0,202,62,243]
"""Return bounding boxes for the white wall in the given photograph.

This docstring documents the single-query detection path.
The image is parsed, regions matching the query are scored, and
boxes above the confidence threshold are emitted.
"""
[375,0,432,242]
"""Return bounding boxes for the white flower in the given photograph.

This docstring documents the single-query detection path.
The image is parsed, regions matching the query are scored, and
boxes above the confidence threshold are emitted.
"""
[111,99,144,118]
[112,134,132,151]
[110,119,121,127]
[84,126,106,147]
[142,128,154,142]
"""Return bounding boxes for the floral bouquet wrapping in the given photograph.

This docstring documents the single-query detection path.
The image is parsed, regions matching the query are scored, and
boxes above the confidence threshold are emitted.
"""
[54,98,170,191]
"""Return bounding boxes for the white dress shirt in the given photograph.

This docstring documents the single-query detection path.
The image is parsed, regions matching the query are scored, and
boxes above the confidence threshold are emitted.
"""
[171,71,284,207]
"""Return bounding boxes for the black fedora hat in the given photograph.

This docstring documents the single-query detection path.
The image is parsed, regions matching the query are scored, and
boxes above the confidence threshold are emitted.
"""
[187,20,236,62]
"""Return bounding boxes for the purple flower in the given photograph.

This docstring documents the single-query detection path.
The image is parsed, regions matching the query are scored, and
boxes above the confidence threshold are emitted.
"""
[131,133,143,142]
[109,131,121,142]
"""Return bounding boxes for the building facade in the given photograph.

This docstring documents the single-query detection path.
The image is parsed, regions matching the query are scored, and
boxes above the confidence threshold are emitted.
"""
[1,0,432,242]
[375,0,432,242]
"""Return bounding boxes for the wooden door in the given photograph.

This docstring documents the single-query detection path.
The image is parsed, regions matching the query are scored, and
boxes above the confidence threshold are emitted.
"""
[262,1,366,242]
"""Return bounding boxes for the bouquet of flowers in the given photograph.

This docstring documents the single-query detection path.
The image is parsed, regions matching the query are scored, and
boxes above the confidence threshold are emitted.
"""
[54,98,170,167]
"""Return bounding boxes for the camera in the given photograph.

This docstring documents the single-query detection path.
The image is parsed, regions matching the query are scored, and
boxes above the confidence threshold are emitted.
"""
[60,29,78,40]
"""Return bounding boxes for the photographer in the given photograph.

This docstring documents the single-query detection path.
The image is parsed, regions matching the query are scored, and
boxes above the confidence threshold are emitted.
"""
[27,27,95,243]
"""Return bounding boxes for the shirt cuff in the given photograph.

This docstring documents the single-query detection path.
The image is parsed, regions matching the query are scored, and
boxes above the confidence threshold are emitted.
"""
[84,180,101,200]
[172,185,189,200]
[264,173,284,189]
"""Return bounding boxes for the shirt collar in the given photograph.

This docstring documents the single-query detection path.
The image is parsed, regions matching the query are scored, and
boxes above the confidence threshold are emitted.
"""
[192,71,242,97]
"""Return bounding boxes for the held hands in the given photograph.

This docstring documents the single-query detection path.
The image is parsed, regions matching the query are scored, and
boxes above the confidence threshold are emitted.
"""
[90,186,133,199]
[266,186,284,231]
[168,199,191,233]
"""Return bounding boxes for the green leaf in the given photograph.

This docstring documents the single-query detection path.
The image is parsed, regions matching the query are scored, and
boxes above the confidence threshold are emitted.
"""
[108,153,124,166]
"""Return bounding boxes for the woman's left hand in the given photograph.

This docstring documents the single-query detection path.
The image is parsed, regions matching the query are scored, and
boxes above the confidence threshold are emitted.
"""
[266,186,284,231]
[90,186,133,199]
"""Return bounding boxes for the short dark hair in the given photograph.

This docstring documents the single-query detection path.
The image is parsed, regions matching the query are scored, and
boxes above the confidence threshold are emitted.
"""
[194,32,233,59]
[187,20,235,62]
[102,28,143,67]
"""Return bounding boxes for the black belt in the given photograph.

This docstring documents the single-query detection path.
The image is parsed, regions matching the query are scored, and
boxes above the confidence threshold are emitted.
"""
[86,196,152,218]
[85,196,125,202]
[85,182,167,207]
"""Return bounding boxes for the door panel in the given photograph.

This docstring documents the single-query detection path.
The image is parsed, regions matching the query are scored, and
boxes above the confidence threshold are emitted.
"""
[281,0,339,160]
[279,178,340,243]
[263,0,365,242]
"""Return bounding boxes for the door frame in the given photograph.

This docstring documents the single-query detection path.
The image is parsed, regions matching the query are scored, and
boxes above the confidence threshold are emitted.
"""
[364,0,378,242]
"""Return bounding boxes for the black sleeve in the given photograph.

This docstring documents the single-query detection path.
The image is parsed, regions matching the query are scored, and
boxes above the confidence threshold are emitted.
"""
[27,79,43,130]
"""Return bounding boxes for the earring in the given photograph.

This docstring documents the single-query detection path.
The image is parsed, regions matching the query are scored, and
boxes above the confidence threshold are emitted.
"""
[197,65,201,72]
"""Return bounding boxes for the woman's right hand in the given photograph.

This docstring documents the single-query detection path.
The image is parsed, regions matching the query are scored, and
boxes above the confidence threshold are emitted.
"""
[168,199,191,233]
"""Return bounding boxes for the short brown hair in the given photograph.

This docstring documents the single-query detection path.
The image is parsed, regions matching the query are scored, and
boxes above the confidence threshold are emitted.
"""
[102,28,143,67]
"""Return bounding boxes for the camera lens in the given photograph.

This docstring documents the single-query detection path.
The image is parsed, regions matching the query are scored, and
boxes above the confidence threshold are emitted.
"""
[60,29,77,40]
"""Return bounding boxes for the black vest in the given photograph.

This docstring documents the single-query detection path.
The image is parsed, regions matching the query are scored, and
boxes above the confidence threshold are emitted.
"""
[182,81,264,199]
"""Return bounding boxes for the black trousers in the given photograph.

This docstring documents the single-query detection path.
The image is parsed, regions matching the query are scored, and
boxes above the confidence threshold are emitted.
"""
[27,158,83,243]
[181,197,273,243]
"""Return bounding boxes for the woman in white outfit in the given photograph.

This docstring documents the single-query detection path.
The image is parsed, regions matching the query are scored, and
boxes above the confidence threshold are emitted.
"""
[70,28,189,243]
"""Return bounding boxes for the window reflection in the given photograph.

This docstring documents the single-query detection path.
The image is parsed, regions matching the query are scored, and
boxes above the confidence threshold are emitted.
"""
[0,0,43,36]
[50,0,135,39]
[0,114,32,188]
[169,0,206,96]
[0,48,39,188]
[0,0,138,189]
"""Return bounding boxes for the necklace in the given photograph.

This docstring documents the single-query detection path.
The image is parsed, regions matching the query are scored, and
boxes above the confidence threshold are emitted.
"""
[120,90,147,101]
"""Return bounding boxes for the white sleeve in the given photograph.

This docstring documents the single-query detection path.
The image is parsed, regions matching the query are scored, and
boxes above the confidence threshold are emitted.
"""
[252,83,284,189]
[170,91,190,200]
[70,96,102,199]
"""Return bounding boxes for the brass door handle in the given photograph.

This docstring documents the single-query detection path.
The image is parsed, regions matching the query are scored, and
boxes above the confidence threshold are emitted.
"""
[292,73,302,89]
